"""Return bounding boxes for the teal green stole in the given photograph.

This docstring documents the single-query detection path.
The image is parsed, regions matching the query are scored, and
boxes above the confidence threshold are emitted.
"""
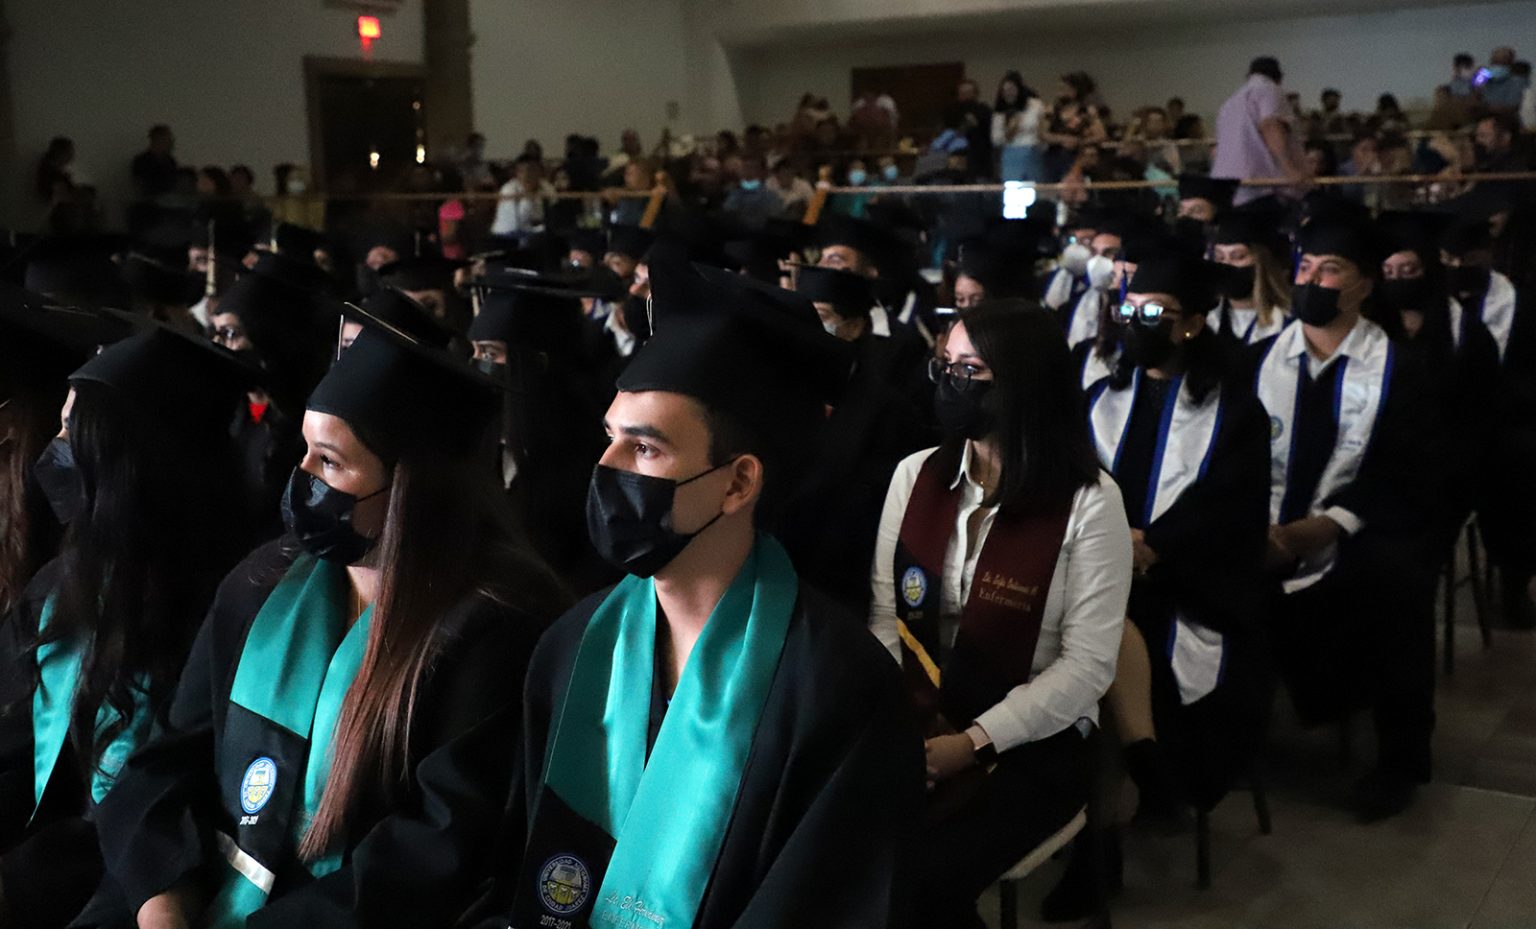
[540,534,797,929]
[205,554,372,929]
[30,597,153,820]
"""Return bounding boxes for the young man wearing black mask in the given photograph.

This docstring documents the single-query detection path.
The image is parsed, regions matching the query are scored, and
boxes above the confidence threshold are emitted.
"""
[494,258,923,929]
[1441,216,1536,626]
[1250,217,1440,822]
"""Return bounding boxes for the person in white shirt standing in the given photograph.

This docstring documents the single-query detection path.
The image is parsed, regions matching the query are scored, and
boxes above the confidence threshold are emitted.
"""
[489,154,555,239]
[869,300,1131,929]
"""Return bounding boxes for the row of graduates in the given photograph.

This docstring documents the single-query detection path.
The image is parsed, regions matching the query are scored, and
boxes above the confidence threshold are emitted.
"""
[1,186,1532,929]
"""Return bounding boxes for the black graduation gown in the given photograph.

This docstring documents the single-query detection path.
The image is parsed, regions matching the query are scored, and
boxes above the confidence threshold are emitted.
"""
[1474,284,1536,585]
[1243,333,1441,765]
[1105,373,1273,809]
[778,340,934,616]
[87,540,549,929]
[230,404,306,542]
[0,561,105,929]
[499,584,925,929]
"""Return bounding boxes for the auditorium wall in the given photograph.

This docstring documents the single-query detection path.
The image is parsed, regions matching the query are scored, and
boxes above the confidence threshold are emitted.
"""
[3,0,423,229]
[468,0,693,161]
[729,1,1536,134]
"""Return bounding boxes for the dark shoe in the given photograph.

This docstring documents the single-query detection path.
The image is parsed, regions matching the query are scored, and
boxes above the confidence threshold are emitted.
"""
[1124,739,1189,834]
[1354,769,1418,824]
[1040,831,1121,922]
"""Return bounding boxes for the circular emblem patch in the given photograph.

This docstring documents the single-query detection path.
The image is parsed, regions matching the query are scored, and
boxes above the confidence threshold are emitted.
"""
[901,566,928,608]
[240,757,277,815]
[1269,415,1284,441]
[539,854,591,915]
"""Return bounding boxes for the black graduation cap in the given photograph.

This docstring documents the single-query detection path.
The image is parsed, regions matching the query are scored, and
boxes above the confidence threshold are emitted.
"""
[815,215,903,272]
[955,240,1034,299]
[307,314,500,463]
[123,246,200,307]
[467,270,588,354]
[1177,176,1241,211]
[1296,216,1387,274]
[617,259,852,456]
[274,223,327,262]
[794,264,875,317]
[1118,215,1184,265]
[724,222,806,285]
[0,283,138,353]
[378,253,468,293]
[1212,203,1291,262]
[1440,216,1493,257]
[69,323,259,433]
[1299,190,1370,227]
[1127,253,1226,315]
[567,228,608,259]
[984,216,1055,259]
[351,287,454,349]
[1377,210,1454,263]
[216,252,343,371]
[23,235,129,308]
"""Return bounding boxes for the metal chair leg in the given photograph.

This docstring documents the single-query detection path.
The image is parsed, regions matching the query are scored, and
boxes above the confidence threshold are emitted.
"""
[1443,556,1456,677]
[1250,761,1274,836]
[1196,808,1212,889]
[1467,522,1493,647]
[999,878,1018,929]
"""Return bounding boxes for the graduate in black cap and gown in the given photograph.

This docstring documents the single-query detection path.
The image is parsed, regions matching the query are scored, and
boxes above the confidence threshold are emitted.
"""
[1249,216,1440,821]
[468,272,614,595]
[1439,217,1536,625]
[90,315,567,929]
[1084,254,1271,831]
[494,259,924,929]
[817,214,936,352]
[0,326,254,929]
[1208,208,1293,346]
[212,253,342,538]
[1376,212,1502,561]
[777,265,934,615]
[0,293,136,620]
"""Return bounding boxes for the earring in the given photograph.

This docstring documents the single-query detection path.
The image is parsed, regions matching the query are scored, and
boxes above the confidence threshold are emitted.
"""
[1183,329,1194,339]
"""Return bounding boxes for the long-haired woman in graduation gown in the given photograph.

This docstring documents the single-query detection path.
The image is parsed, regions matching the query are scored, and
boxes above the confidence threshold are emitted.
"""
[90,320,568,929]
[1206,209,1292,347]
[869,301,1132,929]
[0,326,253,929]
[1084,256,1272,833]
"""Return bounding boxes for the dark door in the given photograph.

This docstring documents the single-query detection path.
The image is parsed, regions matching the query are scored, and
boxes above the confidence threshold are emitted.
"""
[850,62,965,140]
[311,72,425,195]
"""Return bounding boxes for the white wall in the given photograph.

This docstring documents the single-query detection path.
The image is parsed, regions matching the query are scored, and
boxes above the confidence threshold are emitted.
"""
[469,0,691,159]
[730,1,1536,131]
[5,0,423,228]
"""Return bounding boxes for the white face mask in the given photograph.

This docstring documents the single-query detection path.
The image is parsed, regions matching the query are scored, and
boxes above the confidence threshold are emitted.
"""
[1086,254,1116,290]
[822,319,842,337]
[1059,242,1092,276]
[288,179,307,195]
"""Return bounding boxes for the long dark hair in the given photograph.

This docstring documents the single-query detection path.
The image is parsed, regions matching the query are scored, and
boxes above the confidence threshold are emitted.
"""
[960,300,1100,515]
[0,339,72,616]
[994,71,1036,115]
[31,382,246,777]
[298,445,569,860]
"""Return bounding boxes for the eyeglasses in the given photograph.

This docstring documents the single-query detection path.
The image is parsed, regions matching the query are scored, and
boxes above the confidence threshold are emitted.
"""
[1115,301,1172,327]
[927,357,989,391]
[213,325,243,345]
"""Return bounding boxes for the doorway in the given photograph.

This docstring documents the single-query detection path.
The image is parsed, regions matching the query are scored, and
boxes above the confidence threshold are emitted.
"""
[304,57,428,196]
[850,62,965,141]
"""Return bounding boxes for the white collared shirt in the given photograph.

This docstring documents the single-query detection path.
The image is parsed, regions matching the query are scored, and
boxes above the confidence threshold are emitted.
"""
[868,443,1132,751]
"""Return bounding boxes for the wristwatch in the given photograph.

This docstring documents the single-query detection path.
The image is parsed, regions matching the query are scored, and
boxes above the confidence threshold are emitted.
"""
[965,723,998,768]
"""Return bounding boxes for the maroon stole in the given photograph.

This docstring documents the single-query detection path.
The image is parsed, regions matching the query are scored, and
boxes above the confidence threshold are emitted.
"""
[894,443,1072,735]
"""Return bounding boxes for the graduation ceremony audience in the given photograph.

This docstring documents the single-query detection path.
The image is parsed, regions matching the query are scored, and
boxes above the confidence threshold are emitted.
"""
[2,30,1536,929]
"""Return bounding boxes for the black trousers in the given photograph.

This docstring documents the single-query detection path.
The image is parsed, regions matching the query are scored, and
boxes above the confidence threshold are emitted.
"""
[911,725,1092,929]
[1268,536,1437,782]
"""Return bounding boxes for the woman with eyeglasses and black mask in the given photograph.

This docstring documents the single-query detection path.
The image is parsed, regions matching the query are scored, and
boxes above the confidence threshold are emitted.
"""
[868,300,1131,929]
[0,325,253,929]
[92,317,568,929]
[1052,254,1273,916]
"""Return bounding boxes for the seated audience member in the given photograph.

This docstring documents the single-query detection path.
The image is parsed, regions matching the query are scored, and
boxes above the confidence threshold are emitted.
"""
[869,301,1130,929]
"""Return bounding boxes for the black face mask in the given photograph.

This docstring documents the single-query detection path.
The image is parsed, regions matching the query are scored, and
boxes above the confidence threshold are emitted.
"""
[585,461,731,578]
[1221,265,1257,300]
[1174,218,1210,250]
[1122,320,1178,369]
[1291,282,1344,327]
[280,467,389,565]
[933,376,994,440]
[1447,265,1492,300]
[1377,277,1433,312]
[34,437,84,525]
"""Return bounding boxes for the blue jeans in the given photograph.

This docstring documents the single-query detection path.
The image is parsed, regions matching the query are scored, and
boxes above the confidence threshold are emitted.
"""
[1001,144,1045,182]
